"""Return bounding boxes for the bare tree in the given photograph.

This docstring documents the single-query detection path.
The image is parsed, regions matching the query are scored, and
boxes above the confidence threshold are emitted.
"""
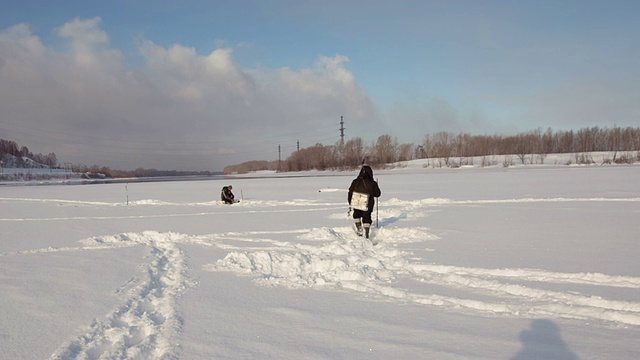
[343,137,366,168]
[430,131,454,160]
[371,134,398,166]
[397,143,414,162]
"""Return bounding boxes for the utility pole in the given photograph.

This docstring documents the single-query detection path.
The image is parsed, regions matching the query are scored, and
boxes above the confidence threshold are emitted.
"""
[339,115,346,168]
[339,115,345,147]
[297,140,300,152]
[278,145,281,172]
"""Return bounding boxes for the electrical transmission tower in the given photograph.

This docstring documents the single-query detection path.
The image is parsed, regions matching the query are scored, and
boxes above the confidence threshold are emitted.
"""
[339,115,345,147]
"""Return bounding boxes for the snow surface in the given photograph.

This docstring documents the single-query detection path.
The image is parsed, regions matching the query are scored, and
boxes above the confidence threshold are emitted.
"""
[1,160,639,359]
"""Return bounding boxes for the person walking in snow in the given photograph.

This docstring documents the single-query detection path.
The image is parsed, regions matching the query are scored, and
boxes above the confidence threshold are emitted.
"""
[348,165,381,239]
[221,185,235,204]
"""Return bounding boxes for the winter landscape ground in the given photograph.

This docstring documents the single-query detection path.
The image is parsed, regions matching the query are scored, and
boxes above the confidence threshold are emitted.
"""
[1,156,639,359]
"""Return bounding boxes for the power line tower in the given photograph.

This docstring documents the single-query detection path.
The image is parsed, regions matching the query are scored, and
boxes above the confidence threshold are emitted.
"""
[339,115,345,147]
[339,116,346,168]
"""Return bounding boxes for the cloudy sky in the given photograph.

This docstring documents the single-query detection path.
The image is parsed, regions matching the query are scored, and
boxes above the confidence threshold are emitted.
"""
[1,0,638,171]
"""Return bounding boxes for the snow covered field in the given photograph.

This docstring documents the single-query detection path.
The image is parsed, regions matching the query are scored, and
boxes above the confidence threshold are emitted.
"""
[1,160,639,359]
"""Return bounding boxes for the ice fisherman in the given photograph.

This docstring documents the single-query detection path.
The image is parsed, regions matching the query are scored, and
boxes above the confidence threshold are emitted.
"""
[221,185,235,204]
[348,165,381,239]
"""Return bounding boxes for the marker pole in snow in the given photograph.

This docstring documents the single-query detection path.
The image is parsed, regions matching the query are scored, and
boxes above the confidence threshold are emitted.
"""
[376,177,379,228]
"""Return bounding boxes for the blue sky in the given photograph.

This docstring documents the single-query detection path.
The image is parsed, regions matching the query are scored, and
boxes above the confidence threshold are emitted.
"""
[1,0,639,171]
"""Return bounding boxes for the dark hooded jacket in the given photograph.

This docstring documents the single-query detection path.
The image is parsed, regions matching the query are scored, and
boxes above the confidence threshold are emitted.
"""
[348,165,381,212]
[221,186,235,203]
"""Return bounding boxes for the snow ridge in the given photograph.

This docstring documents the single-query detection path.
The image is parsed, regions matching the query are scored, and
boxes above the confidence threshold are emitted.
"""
[209,226,640,327]
[51,231,192,360]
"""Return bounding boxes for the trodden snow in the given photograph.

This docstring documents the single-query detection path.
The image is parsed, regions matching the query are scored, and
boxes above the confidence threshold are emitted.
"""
[1,158,639,359]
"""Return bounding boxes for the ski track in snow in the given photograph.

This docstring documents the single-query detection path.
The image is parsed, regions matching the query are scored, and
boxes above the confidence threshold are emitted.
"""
[2,195,640,358]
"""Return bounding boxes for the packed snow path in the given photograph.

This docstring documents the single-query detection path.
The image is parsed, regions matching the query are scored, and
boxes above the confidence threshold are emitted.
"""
[2,189,640,358]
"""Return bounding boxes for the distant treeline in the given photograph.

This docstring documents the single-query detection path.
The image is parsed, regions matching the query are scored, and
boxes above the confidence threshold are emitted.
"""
[0,139,58,167]
[115,168,217,178]
[419,126,640,159]
[0,138,216,178]
[5,125,640,176]
[228,126,640,173]
[223,160,274,175]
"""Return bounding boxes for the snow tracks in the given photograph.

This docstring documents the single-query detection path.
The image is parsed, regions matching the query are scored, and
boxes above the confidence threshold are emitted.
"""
[50,231,192,360]
[209,225,640,327]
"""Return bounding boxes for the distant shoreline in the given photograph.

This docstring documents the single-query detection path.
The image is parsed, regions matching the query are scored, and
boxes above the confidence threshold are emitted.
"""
[0,172,352,187]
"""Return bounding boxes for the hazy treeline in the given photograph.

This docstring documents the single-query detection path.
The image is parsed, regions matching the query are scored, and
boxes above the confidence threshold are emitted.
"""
[223,160,272,175]
[5,125,640,176]
[419,126,640,159]
[0,139,58,168]
[52,164,215,178]
[1,138,214,178]
[277,126,640,172]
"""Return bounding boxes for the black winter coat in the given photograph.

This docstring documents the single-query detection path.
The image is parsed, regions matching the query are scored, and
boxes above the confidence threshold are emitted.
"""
[348,166,381,212]
[221,186,235,202]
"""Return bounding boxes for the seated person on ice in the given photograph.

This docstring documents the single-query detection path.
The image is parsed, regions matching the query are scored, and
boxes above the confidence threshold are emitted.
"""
[221,185,235,204]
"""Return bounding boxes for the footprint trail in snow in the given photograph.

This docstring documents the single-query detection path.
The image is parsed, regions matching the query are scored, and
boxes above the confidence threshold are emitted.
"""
[50,232,192,360]
[208,224,640,327]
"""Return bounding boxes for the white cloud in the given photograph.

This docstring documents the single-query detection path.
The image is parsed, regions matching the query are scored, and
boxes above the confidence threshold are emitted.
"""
[0,19,377,171]
[0,23,46,57]
[140,42,255,106]
[57,17,108,48]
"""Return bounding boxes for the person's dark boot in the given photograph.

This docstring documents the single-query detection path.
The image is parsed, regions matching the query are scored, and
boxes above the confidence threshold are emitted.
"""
[355,221,363,236]
[364,224,370,239]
